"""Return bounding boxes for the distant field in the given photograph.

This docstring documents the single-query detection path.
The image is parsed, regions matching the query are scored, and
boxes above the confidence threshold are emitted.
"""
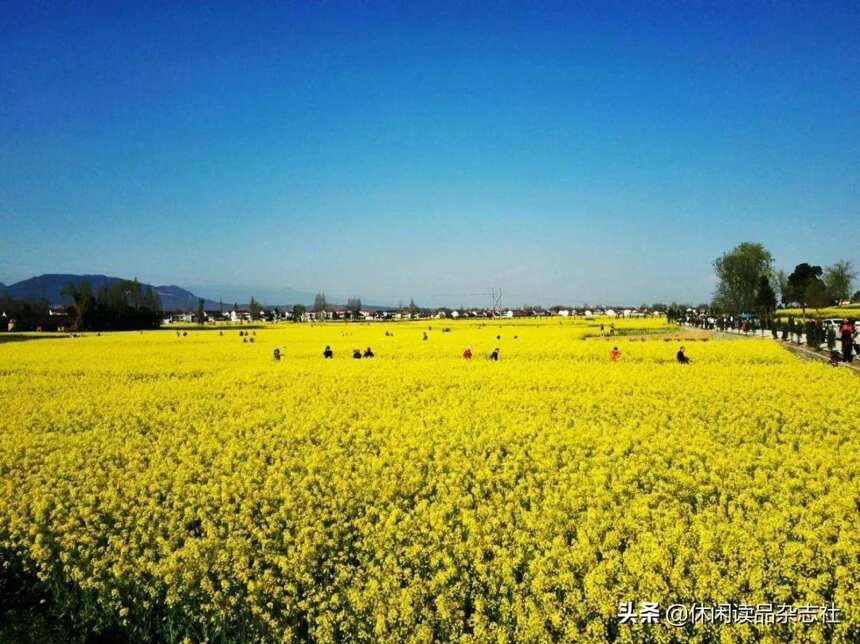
[775,305,860,319]
[2,318,858,642]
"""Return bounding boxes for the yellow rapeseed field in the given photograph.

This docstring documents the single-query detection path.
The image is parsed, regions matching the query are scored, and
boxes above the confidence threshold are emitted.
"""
[1,318,858,643]
[775,306,860,320]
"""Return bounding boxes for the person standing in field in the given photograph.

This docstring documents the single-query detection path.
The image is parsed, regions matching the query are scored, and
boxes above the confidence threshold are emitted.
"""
[323,345,333,359]
[489,348,500,361]
[463,346,472,360]
[676,346,690,364]
[363,346,374,358]
[610,346,621,361]
[854,321,860,355]
[599,324,605,337]
[840,319,854,362]
[273,348,281,361]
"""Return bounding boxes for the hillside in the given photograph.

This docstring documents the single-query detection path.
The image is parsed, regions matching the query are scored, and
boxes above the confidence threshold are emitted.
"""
[3,274,218,311]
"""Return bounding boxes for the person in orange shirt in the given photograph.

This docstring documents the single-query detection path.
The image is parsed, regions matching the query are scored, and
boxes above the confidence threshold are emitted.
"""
[609,346,621,361]
[463,346,472,360]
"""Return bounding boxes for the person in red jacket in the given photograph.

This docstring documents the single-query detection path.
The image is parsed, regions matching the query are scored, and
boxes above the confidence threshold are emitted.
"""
[839,319,854,362]
[463,346,472,360]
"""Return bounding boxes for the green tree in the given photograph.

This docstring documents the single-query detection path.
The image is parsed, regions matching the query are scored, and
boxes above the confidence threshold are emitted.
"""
[196,298,205,325]
[785,263,824,312]
[823,260,857,303]
[773,269,789,305]
[712,242,773,313]
[60,279,159,331]
[804,278,830,311]
[313,292,327,317]
[60,281,94,330]
[346,297,362,320]
[248,297,263,321]
[291,304,306,321]
[755,275,777,314]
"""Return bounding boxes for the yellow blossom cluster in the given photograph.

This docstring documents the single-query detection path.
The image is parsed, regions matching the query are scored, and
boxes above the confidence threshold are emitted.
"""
[1,319,858,642]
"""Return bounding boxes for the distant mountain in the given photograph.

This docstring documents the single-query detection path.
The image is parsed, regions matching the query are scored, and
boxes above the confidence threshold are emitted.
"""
[3,274,220,311]
[2,274,396,311]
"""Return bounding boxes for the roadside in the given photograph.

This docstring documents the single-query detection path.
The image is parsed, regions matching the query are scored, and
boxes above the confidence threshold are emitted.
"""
[710,329,860,375]
[779,342,860,375]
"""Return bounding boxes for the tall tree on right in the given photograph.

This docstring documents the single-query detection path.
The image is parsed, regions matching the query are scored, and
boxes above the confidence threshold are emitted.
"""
[823,260,857,303]
[248,297,263,321]
[346,297,362,320]
[313,292,327,314]
[784,263,825,313]
[712,242,773,313]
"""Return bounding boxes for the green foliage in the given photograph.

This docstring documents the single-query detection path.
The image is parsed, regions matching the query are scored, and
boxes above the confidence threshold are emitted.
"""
[804,277,830,311]
[248,297,263,321]
[754,275,777,315]
[712,242,773,313]
[313,292,327,313]
[785,263,825,310]
[0,296,52,331]
[346,297,362,320]
[824,260,857,302]
[61,280,160,331]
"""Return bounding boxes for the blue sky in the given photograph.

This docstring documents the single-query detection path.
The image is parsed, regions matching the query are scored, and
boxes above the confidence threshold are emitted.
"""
[2,1,858,306]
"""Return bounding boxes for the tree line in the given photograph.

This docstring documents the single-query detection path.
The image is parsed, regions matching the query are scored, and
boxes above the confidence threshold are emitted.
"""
[712,242,857,316]
[61,279,162,331]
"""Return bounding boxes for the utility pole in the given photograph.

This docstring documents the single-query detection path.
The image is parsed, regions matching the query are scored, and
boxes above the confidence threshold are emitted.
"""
[490,288,502,316]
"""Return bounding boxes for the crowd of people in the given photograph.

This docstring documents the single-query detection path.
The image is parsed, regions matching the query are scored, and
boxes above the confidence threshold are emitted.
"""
[681,313,858,364]
[263,331,699,364]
